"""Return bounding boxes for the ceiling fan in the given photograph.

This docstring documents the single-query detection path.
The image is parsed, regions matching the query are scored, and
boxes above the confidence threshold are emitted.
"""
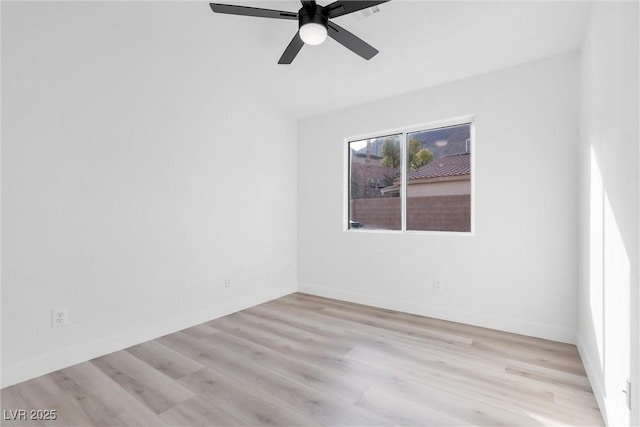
[209,1,390,64]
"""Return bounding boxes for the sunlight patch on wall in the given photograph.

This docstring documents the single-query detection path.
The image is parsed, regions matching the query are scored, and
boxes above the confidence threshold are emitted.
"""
[589,147,604,371]
[603,189,631,426]
[589,146,631,426]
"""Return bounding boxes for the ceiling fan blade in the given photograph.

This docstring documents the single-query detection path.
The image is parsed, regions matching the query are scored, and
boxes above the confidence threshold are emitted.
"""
[278,32,304,64]
[325,0,390,19]
[209,3,297,20]
[327,22,378,60]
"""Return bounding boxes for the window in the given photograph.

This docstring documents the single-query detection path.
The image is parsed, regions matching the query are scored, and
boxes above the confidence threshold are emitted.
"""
[347,122,472,233]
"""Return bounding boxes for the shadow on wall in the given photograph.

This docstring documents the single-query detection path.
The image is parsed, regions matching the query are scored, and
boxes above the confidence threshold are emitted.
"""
[585,146,630,426]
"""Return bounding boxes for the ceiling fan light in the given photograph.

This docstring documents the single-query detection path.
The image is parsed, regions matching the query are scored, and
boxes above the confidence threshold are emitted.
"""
[299,22,327,45]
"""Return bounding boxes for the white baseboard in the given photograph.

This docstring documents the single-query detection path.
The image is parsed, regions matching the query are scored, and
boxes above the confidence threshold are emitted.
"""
[1,286,294,389]
[576,334,608,425]
[298,282,576,344]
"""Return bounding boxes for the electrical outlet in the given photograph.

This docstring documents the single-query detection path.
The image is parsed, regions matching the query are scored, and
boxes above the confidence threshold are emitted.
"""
[224,277,232,288]
[433,278,443,292]
[52,307,68,328]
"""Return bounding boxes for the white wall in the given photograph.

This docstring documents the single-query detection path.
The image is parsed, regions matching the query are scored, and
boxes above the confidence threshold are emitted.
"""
[577,2,639,426]
[1,3,298,387]
[298,52,580,343]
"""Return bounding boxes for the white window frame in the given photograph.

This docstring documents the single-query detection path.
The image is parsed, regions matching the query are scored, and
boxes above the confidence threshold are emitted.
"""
[344,115,475,235]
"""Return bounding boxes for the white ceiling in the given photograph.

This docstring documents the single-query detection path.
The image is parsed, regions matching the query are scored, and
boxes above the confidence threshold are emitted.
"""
[194,0,591,118]
[7,1,591,119]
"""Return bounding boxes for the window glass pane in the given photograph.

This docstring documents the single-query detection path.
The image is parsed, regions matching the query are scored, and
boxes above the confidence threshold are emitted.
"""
[406,123,472,232]
[348,134,402,230]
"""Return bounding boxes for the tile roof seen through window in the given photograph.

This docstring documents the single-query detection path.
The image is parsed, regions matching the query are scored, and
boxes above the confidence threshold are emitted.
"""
[408,153,470,180]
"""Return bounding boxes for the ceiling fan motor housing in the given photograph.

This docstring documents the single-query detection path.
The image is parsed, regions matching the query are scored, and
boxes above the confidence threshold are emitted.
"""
[298,6,328,31]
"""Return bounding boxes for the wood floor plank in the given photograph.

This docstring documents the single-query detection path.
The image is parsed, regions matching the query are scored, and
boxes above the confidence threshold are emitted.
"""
[158,396,246,427]
[91,350,195,414]
[1,293,604,427]
[226,309,352,356]
[342,337,557,408]
[179,323,220,339]
[471,340,586,375]
[250,300,507,378]
[344,346,545,426]
[505,359,592,390]
[272,297,476,353]
[355,386,473,426]
[0,375,94,427]
[274,296,474,348]
[320,305,474,346]
[178,368,321,427]
[197,331,370,403]
[49,362,166,426]
[125,340,204,381]
[261,298,493,370]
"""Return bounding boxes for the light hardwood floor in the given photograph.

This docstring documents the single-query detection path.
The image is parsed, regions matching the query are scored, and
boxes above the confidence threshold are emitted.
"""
[1,293,604,426]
